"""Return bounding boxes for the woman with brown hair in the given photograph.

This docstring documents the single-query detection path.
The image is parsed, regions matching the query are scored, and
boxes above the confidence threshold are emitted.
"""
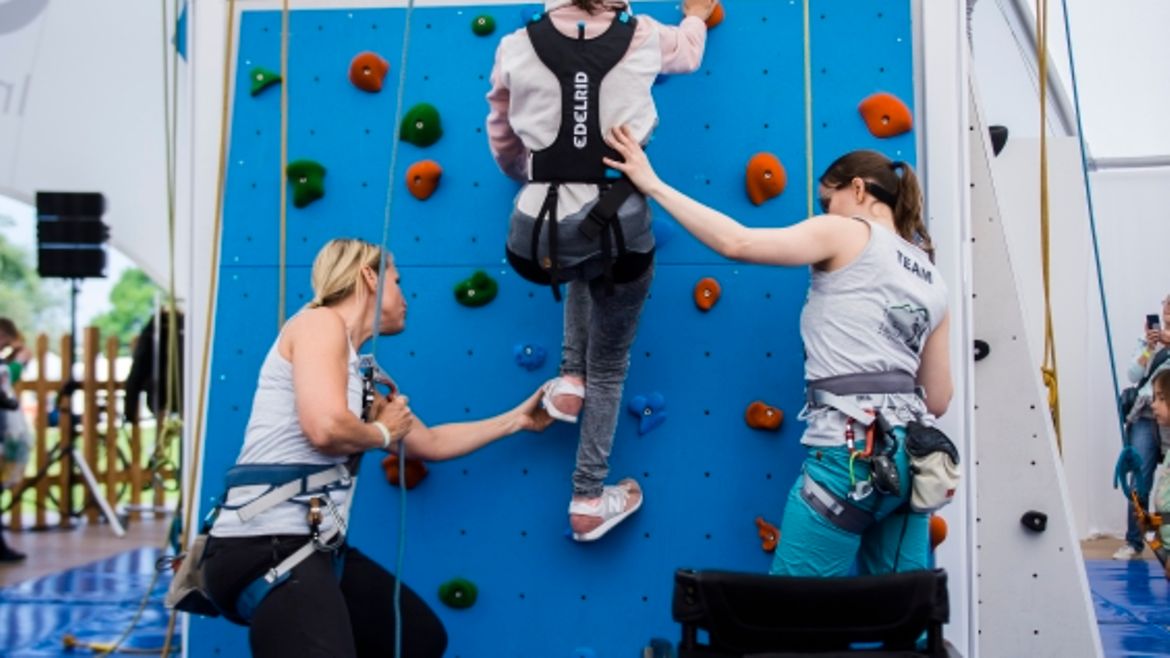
[605,129,954,577]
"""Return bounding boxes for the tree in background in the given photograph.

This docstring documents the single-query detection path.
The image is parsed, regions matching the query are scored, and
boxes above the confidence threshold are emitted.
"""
[90,268,160,352]
[0,216,66,336]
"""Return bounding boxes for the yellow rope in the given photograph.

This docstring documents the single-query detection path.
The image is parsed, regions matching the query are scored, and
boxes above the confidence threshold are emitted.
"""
[94,2,185,653]
[277,0,290,327]
[160,0,237,655]
[1036,0,1062,450]
[802,0,814,217]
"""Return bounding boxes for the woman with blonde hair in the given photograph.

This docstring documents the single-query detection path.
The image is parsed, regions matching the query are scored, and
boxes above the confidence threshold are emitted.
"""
[201,238,552,656]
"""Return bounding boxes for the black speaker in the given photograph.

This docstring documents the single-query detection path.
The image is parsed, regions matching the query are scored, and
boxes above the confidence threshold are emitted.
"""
[36,191,109,279]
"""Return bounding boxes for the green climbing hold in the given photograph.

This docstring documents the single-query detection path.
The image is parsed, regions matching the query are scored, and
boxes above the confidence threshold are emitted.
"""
[438,577,478,609]
[400,103,443,147]
[471,14,496,36]
[454,271,498,307]
[285,160,326,208]
[249,67,282,96]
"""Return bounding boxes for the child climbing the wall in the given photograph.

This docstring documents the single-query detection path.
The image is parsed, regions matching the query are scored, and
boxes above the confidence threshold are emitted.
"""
[605,131,955,576]
[486,0,718,541]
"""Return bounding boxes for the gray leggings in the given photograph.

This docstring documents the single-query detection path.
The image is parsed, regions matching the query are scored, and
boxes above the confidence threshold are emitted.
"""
[560,263,654,498]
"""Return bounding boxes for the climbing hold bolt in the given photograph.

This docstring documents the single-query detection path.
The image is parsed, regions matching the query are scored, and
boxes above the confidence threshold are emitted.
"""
[285,160,326,208]
[1020,510,1047,533]
[513,343,547,371]
[858,92,913,138]
[349,51,389,93]
[755,516,779,552]
[693,277,722,312]
[405,160,442,200]
[471,14,496,36]
[746,153,786,206]
[745,401,783,431]
[454,270,499,307]
[628,393,667,435]
[438,577,478,609]
[401,103,443,147]
[249,67,281,96]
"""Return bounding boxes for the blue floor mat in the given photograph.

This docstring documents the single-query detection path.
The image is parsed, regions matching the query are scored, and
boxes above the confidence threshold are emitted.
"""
[0,547,178,657]
[1087,559,1170,657]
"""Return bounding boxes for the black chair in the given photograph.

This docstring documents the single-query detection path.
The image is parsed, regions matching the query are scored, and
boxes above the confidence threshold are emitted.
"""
[672,568,958,658]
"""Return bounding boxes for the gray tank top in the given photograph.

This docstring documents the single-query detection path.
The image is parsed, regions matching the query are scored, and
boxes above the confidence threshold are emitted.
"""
[799,218,948,446]
[211,326,363,537]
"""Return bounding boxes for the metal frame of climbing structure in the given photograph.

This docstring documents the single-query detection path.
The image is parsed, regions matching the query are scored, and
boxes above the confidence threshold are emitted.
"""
[172,1,1104,656]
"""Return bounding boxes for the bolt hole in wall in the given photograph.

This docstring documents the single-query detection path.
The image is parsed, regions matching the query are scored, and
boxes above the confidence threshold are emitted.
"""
[194,1,917,656]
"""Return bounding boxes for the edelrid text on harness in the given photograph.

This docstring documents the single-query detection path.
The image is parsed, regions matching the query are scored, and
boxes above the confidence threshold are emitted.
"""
[522,10,640,300]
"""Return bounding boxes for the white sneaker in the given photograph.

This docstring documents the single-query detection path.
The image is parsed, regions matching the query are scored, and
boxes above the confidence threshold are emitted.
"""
[1112,545,1142,560]
[568,479,643,542]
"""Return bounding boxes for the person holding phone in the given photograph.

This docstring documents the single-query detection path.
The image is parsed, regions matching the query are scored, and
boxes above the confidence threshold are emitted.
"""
[1114,297,1170,560]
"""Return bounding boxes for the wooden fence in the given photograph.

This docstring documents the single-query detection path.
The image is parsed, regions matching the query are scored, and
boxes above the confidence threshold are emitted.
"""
[3,327,180,531]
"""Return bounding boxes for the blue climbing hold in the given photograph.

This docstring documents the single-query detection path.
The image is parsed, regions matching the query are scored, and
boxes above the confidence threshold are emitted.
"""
[513,343,547,371]
[520,6,543,25]
[628,392,667,435]
[654,73,669,86]
[573,649,597,658]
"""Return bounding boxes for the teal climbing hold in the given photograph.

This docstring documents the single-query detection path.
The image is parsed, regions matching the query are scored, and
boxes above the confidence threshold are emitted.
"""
[454,271,498,307]
[471,14,496,36]
[285,160,326,208]
[400,103,442,147]
[438,577,478,609]
[249,67,281,96]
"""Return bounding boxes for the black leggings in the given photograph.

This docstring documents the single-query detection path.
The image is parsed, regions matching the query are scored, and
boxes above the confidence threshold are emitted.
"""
[202,535,447,658]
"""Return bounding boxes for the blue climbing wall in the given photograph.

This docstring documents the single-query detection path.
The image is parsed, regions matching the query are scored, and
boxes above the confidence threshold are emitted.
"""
[193,1,916,655]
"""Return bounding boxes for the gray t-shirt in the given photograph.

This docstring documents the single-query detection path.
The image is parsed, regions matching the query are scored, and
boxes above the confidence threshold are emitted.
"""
[212,330,363,538]
[799,218,949,446]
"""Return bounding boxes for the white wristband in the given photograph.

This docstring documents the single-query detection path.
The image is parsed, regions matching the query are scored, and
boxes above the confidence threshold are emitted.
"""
[372,421,392,450]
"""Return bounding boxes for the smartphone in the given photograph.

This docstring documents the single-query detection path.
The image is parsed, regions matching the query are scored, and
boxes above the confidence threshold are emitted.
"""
[1147,314,1161,330]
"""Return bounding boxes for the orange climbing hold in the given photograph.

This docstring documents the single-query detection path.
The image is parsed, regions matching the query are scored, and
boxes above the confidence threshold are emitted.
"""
[381,454,429,489]
[745,401,783,431]
[755,516,779,552]
[406,160,442,200]
[746,153,786,206]
[929,514,948,549]
[705,3,725,29]
[693,277,721,311]
[858,92,913,138]
[349,51,389,93]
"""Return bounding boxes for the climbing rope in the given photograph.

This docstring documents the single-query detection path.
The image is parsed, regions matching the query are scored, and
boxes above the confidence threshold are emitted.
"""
[1035,0,1063,449]
[159,0,238,654]
[277,0,291,327]
[368,3,418,655]
[802,0,814,217]
[1058,0,1125,443]
[93,1,186,654]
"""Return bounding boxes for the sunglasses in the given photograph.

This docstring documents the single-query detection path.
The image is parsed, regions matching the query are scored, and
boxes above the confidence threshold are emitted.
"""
[818,182,897,215]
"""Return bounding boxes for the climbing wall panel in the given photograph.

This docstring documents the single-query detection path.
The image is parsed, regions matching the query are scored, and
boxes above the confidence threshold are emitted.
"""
[193,2,917,656]
[968,88,1102,656]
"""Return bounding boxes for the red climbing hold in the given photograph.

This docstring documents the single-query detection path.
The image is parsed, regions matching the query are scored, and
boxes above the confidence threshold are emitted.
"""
[693,277,721,311]
[746,153,786,206]
[745,401,783,431]
[406,160,442,200]
[705,3,725,29]
[350,51,389,93]
[755,516,779,552]
[929,514,948,549]
[382,454,429,489]
[858,92,913,138]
